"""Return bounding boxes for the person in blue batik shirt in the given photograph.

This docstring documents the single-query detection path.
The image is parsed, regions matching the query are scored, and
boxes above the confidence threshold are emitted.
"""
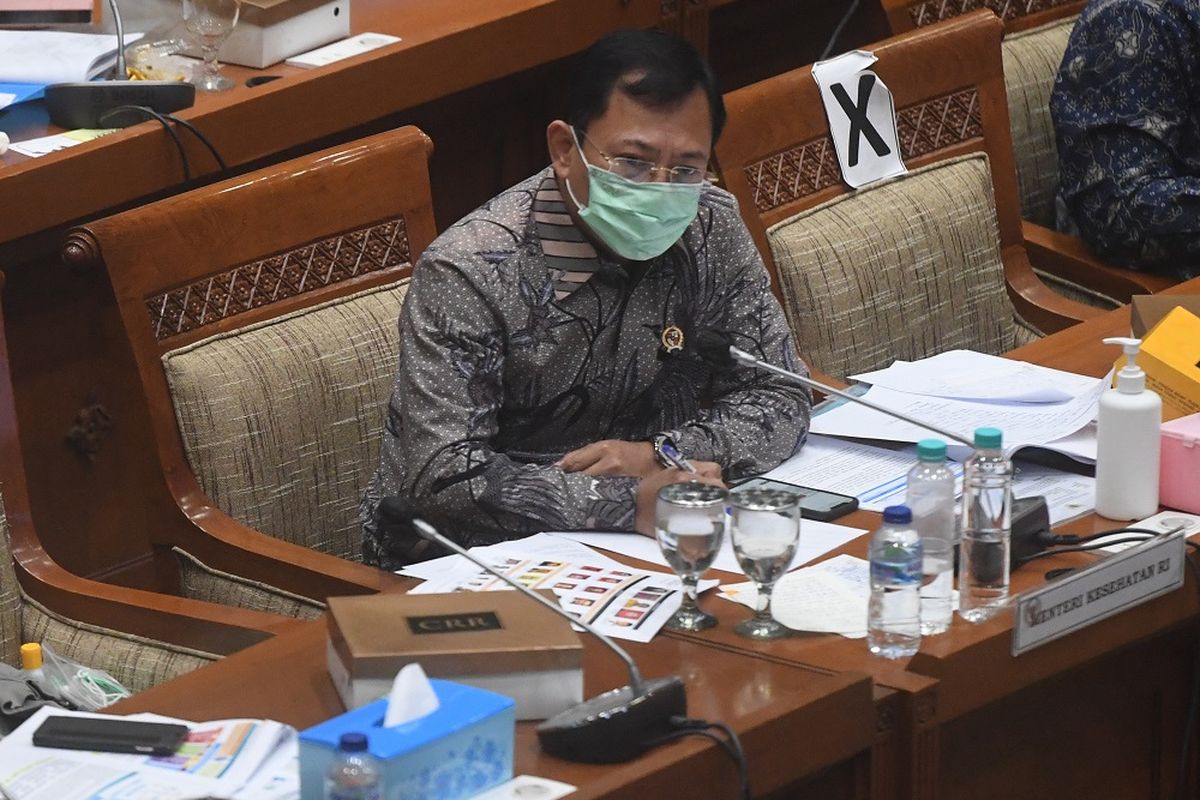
[359,30,811,567]
[1051,0,1200,279]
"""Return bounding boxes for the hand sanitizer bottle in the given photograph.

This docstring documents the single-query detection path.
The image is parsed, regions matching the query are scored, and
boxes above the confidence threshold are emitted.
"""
[1095,337,1161,520]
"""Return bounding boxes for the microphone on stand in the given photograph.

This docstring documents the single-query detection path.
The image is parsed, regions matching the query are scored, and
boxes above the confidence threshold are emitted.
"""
[43,0,195,129]
[384,503,688,764]
[695,330,975,448]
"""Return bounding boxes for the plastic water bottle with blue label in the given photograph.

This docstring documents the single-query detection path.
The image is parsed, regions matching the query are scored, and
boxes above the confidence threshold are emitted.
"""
[867,505,923,659]
[326,732,382,800]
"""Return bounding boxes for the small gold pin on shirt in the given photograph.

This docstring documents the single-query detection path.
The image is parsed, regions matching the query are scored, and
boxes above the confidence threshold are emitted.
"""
[661,324,685,353]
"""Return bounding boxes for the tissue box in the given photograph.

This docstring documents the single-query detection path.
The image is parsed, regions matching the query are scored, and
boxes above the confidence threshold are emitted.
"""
[327,591,583,720]
[1129,306,1200,422]
[185,0,350,68]
[299,679,515,800]
[1161,413,1200,513]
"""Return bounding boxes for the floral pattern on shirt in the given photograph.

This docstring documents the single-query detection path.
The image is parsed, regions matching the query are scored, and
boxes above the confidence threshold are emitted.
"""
[1051,0,1200,278]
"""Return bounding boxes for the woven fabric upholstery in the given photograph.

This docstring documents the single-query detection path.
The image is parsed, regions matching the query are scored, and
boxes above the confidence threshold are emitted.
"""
[163,280,410,562]
[0,499,215,693]
[766,154,1022,378]
[0,511,22,668]
[1001,17,1077,226]
[173,548,325,620]
[21,597,217,693]
[1034,269,1121,310]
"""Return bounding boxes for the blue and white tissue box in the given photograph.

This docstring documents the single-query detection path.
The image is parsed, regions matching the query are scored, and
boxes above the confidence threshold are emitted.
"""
[299,679,515,800]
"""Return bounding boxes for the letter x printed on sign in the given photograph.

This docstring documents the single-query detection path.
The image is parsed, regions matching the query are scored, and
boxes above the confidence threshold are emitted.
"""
[811,50,907,189]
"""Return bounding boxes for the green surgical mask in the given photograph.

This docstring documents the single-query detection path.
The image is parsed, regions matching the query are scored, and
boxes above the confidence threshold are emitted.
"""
[564,134,702,262]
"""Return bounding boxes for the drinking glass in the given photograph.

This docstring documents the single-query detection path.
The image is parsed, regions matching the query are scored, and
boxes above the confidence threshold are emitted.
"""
[655,483,727,631]
[182,0,240,91]
[730,489,800,639]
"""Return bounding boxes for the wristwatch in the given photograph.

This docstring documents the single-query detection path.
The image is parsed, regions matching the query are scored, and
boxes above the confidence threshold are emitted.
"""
[650,433,679,469]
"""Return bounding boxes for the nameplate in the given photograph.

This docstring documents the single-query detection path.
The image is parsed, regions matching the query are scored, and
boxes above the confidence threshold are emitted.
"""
[1012,532,1185,655]
[406,611,503,635]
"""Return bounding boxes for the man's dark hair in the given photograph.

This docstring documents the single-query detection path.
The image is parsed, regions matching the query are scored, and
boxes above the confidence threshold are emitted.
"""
[568,28,726,144]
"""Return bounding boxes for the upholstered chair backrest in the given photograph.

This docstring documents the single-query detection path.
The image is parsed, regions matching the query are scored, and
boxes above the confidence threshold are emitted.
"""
[1000,17,1077,225]
[162,280,409,560]
[716,11,1040,378]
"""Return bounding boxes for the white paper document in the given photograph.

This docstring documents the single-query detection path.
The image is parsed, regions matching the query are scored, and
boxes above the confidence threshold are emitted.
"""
[9,128,117,159]
[811,382,1104,459]
[720,555,871,638]
[403,533,712,643]
[554,518,864,577]
[851,350,1100,404]
[0,31,143,84]
[0,707,297,800]
[811,50,907,188]
[762,434,964,512]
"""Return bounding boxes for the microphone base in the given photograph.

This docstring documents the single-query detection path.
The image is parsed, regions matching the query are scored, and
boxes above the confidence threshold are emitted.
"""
[45,81,196,129]
[536,675,687,763]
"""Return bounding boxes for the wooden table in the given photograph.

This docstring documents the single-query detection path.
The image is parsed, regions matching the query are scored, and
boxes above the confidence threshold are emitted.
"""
[666,277,1200,799]
[112,614,879,799]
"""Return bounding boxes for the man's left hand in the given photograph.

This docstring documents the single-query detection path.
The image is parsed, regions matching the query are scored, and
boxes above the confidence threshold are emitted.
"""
[558,440,659,478]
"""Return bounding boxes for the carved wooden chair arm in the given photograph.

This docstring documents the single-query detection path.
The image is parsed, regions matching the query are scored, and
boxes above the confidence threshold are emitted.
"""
[1023,221,1178,302]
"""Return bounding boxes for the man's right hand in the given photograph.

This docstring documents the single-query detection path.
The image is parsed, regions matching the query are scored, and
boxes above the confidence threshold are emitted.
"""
[634,463,725,536]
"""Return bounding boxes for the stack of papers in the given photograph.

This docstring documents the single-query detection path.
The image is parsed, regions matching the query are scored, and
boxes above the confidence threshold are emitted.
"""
[815,350,1106,463]
[402,533,718,643]
[0,707,298,800]
[0,30,142,85]
[763,434,1094,523]
[719,555,872,638]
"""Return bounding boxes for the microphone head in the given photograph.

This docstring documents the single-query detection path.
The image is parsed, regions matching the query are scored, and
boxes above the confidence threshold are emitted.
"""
[696,329,735,370]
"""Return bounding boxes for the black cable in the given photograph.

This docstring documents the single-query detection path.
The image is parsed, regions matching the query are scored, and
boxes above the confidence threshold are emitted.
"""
[159,112,228,171]
[1015,535,1155,567]
[99,105,191,181]
[649,716,750,800]
[818,0,863,60]
[1039,527,1172,547]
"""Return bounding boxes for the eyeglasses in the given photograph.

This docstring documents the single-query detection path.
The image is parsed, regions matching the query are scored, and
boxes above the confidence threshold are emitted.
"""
[575,128,716,185]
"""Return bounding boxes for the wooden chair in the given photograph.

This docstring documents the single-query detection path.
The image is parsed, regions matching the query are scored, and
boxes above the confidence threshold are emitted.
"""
[61,127,433,616]
[879,0,1177,303]
[0,274,295,693]
[714,10,1102,380]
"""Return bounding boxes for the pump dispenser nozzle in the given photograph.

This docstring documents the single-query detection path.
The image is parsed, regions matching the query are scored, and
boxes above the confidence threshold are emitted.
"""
[1103,336,1146,394]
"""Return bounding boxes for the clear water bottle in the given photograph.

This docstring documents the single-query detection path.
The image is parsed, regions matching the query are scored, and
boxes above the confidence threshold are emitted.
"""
[959,427,1013,623]
[906,439,956,635]
[868,505,922,659]
[325,732,382,800]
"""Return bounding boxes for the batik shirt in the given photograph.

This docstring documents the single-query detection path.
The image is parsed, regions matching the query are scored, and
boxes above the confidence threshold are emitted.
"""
[359,168,810,567]
[1051,0,1200,278]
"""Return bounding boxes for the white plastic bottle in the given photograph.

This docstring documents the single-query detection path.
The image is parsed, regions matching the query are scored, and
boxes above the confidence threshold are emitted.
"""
[867,505,922,659]
[959,427,1013,623]
[1095,337,1162,520]
[906,439,956,635]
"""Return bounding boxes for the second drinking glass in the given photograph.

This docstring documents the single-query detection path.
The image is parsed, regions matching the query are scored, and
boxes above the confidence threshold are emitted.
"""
[730,489,800,639]
[655,483,727,631]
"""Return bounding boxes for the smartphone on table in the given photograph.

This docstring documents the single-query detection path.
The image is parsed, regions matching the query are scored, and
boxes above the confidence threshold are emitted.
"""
[32,715,188,755]
[732,477,859,522]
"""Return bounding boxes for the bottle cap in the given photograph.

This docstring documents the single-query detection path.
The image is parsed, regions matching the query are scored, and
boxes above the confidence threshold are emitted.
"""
[19,643,42,671]
[916,439,946,461]
[974,427,1002,449]
[882,505,912,524]
[1102,337,1146,394]
[338,732,368,752]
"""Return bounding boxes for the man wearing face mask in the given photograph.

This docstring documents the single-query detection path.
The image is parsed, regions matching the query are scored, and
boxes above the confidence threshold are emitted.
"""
[359,29,811,567]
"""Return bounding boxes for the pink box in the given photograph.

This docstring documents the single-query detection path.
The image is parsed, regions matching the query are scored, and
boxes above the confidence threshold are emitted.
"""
[1161,412,1200,513]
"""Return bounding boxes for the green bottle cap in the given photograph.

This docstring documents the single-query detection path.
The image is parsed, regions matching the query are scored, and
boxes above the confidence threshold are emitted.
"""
[974,427,1002,449]
[916,439,946,461]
